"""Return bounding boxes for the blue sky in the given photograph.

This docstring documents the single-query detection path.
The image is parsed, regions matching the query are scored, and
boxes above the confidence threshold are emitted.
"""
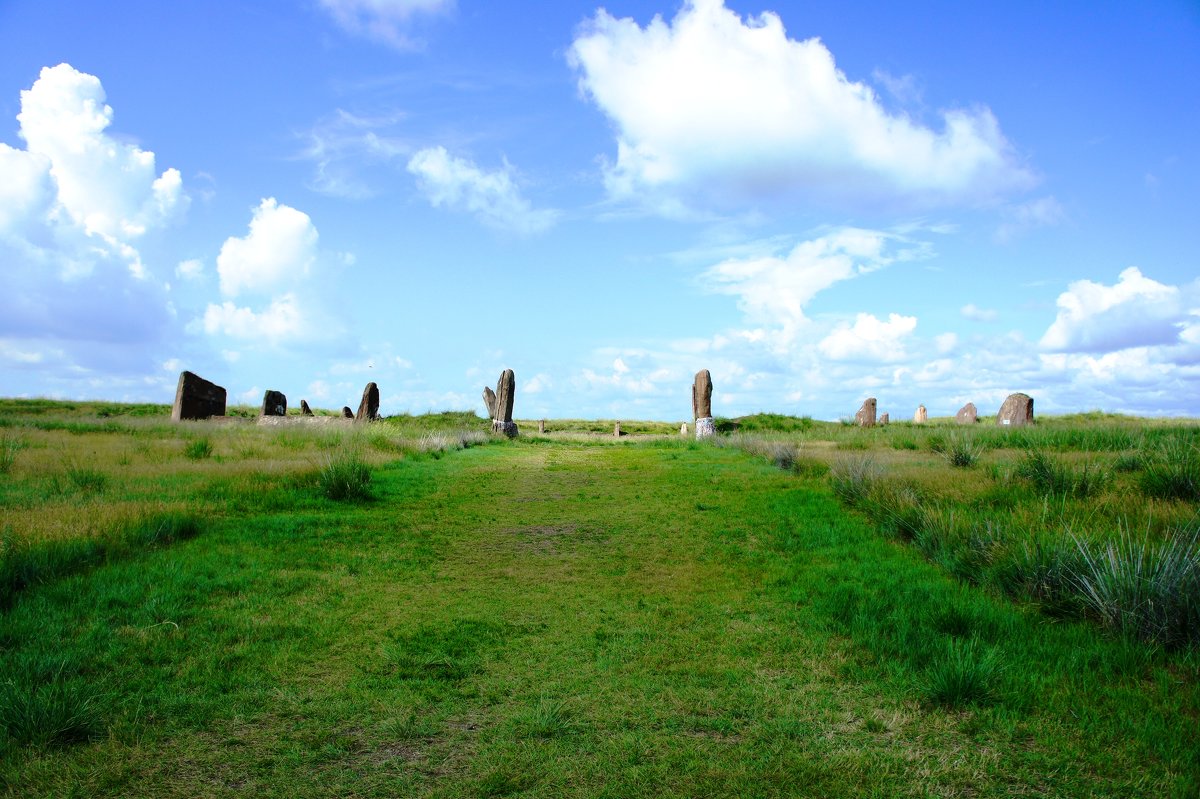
[1,1,1197,421]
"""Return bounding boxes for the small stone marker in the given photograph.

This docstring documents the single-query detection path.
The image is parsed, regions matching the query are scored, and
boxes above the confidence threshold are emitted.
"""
[171,370,226,421]
[355,382,379,422]
[692,369,714,439]
[538,419,546,434]
[261,390,287,417]
[483,386,498,420]
[300,400,313,416]
[855,397,877,427]
[955,402,978,425]
[913,405,927,424]
[879,412,889,425]
[996,392,1034,427]
[491,369,518,437]
[342,406,353,418]
[680,423,688,436]
[614,422,622,437]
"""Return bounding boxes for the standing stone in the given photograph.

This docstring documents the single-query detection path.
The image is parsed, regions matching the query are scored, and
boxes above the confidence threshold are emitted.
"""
[261,390,287,417]
[171,371,226,421]
[955,402,978,425]
[692,369,714,438]
[483,386,498,420]
[342,406,354,419]
[614,422,622,437]
[855,397,877,428]
[914,405,928,424]
[491,369,518,437]
[300,400,313,416]
[538,419,546,434]
[879,413,890,425]
[996,393,1034,427]
[680,423,688,436]
[355,382,379,422]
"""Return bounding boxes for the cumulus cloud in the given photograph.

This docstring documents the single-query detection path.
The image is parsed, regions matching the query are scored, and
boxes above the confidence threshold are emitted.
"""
[700,227,924,344]
[318,0,453,48]
[202,294,306,340]
[568,0,1033,213]
[216,198,318,297]
[961,303,998,322]
[407,146,559,233]
[818,312,917,362]
[1040,267,1192,353]
[0,63,186,277]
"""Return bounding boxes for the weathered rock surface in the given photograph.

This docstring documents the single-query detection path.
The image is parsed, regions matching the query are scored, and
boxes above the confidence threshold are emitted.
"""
[695,417,715,439]
[261,390,287,417]
[680,423,688,436]
[483,387,498,420]
[355,382,379,422]
[956,402,978,424]
[494,370,515,424]
[538,419,546,434]
[996,393,1034,427]
[492,420,519,438]
[879,412,890,425]
[171,371,226,421]
[692,369,713,420]
[855,397,877,427]
[914,405,928,424]
[300,400,313,416]
[614,422,622,437]
[342,406,354,419]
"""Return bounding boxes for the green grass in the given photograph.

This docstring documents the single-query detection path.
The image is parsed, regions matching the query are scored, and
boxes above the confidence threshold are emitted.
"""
[0,400,1197,796]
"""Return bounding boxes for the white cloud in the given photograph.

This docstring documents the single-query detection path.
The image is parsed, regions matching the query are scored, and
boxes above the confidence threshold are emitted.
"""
[525,373,553,394]
[700,227,922,344]
[961,303,998,322]
[216,198,318,297]
[1040,267,1191,353]
[934,332,958,353]
[995,195,1065,242]
[0,63,186,278]
[318,0,453,48]
[818,312,917,362]
[407,146,558,234]
[176,259,204,280]
[300,109,411,198]
[568,0,1033,213]
[202,294,306,340]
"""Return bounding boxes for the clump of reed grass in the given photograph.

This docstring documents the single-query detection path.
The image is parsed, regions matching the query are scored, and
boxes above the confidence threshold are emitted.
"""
[183,437,213,460]
[943,433,982,468]
[0,663,100,748]
[1015,451,1109,497]
[1138,439,1199,502]
[926,637,1003,707]
[1070,530,1199,648]
[829,456,881,505]
[0,433,26,474]
[318,449,372,501]
[64,464,108,493]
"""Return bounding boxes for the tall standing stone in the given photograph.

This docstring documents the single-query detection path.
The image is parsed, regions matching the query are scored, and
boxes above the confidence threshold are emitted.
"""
[355,382,380,422]
[913,405,928,424]
[261,390,287,417]
[300,400,313,416]
[538,419,546,434]
[692,369,714,438]
[614,422,622,437]
[680,423,688,436]
[879,412,890,425]
[491,369,518,437]
[955,402,978,425]
[171,371,226,421]
[996,393,1034,427]
[483,387,498,420]
[855,398,877,428]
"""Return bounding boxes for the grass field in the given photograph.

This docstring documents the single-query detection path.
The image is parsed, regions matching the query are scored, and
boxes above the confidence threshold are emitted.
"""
[1,401,1197,797]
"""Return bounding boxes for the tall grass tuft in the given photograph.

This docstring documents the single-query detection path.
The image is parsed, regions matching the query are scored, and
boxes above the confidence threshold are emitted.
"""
[0,664,100,748]
[829,456,881,505]
[1139,439,1200,501]
[1070,531,1199,648]
[183,437,213,460]
[926,637,1003,707]
[318,449,373,501]
[1015,451,1109,497]
[0,433,26,474]
[64,464,108,493]
[943,433,982,468]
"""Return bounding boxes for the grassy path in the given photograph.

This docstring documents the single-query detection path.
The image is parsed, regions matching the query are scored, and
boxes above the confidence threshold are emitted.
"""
[2,441,1196,796]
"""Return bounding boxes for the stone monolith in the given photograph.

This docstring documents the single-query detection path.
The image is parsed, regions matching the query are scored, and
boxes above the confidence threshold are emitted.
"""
[300,400,313,416]
[261,390,286,417]
[692,369,714,438]
[342,406,354,419]
[855,398,877,427]
[879,412,890,425]
[996,393,1034,427]
[491,369,518,437]
[483,386,497,420]
[355,382,379,422]
[171,371,226,421]
[914,405,928,424]
[956,402,978,425]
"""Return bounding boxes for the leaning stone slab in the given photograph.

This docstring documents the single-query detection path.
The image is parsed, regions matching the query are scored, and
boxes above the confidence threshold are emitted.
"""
[913,405,928,424]
[355,382,379,422]
[855,397,877,428]
[300,399,313,416]
[171,371,226,421]
[483,387,498,420]
[996,393,1034,427]
[955,402,978,424]
[261,390,287,417]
